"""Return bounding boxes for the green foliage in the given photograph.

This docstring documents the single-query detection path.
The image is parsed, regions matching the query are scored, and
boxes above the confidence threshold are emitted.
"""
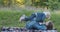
[0,0,4,5]
[0,0,60,10]
[30,0,60,10]
[0,0,12,6]
[45,0,60,10]
[30,0,48,7]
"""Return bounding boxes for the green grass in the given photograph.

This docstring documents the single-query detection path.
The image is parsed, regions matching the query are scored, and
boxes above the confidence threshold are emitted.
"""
[51,12,60,32]
[0,9,38,29]
[0,10,60,32]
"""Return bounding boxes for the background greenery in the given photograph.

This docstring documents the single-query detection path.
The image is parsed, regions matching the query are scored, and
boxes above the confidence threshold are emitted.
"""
[0,0,60,10]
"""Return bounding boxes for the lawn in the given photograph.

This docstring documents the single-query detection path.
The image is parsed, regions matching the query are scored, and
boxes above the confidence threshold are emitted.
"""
[0,10,60,32]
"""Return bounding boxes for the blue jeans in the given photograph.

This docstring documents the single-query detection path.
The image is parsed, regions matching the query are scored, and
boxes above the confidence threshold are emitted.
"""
[26,21,46,30]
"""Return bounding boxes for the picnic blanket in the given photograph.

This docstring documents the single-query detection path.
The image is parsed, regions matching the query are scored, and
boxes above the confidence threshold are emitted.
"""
[1,27,57,32]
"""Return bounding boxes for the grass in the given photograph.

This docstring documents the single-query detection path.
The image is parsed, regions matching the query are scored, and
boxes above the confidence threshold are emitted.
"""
[51,12,60,32]
[0,10,60,32]
[0,9,34,27]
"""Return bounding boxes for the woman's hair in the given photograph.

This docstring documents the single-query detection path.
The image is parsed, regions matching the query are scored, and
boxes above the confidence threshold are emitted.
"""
[46,21,53,30]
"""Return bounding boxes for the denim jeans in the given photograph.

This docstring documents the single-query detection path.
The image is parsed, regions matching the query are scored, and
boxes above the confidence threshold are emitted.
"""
[26,21,46,30]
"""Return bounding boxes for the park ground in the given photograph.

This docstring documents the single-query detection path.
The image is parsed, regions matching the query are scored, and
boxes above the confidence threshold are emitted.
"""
[0,7,60,32]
